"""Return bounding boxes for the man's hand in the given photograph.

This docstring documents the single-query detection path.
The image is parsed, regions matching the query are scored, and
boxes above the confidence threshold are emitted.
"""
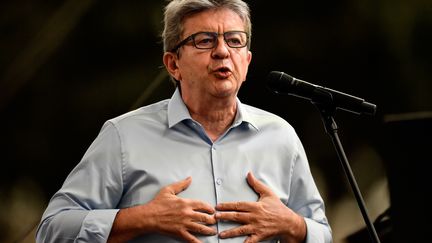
[108,177,217,243]
[147,176,217,240]
[215,172,306,243]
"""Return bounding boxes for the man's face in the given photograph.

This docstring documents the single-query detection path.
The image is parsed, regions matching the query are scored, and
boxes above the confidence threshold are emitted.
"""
[169,8,252,102]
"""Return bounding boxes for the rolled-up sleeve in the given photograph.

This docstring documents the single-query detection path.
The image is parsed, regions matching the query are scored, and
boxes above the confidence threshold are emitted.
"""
[36,122,124,243]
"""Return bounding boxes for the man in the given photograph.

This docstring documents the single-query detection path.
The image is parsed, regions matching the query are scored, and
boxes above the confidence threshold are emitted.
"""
[36,0,332,242]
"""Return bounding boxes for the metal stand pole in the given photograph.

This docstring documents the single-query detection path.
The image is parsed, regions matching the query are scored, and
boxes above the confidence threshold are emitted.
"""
[315,103,381,243]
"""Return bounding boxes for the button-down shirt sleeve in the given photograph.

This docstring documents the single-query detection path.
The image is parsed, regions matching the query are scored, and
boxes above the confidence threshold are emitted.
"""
[287,134,332,243]
[36,122,124,243]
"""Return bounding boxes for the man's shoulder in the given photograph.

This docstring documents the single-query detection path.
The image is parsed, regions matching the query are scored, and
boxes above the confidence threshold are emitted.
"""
[240,103,295,131]
[108,99,170,126]
[241,103,287,122]
[242,103,278,116]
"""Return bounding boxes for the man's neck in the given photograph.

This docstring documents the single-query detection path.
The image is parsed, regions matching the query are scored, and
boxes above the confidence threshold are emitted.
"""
[185,96,237,142]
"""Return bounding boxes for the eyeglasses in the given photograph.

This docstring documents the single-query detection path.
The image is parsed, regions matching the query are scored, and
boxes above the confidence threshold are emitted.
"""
[171,31,249,52]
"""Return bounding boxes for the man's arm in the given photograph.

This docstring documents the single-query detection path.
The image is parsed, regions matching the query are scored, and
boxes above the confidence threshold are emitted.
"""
[215,172,307,243]
[36,122,217,243]
[215,169,332,243]
[107,177,217,243]
[36,122,124,243]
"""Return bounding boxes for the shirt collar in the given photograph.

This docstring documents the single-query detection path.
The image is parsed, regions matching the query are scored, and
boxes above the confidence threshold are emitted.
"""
[168,88,192,128]
[234,98,259,131]
[167,87,259,131]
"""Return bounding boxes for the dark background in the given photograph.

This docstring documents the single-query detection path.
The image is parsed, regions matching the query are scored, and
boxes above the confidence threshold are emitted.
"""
[1,0,431,242]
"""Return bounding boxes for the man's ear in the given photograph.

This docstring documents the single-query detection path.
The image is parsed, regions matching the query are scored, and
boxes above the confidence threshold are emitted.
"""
[163,52,181,81]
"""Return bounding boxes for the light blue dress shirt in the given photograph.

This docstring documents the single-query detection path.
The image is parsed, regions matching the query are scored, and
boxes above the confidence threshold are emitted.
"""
[36,88,332,243]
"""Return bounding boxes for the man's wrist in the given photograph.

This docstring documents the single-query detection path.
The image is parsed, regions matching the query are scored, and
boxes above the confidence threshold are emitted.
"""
[280,213,307,243]
[108,204,155,242]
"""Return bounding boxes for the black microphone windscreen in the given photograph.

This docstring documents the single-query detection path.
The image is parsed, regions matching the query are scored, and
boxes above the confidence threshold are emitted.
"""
[266,71,294,94]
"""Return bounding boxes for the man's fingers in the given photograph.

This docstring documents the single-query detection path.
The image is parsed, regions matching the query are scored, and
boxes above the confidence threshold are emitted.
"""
[215,201,255,212]
[191,211,217,225]
[214,211,249,223]
[246,172,272,197]
[179,230,202,243]
[219,225,253,239]
[191,200,216,214]
[188,222,217,236]
[164,176,192,195]
[245,234,261,243]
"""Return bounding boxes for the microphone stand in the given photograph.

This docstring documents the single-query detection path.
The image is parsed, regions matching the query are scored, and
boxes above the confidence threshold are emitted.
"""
[312,90,381,243]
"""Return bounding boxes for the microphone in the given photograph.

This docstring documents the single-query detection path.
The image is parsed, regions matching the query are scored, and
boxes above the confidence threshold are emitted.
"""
[266,71,376,115]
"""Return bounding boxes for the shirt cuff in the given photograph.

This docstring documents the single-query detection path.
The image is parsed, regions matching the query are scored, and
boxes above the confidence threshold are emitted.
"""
[75,209,120,243]
[304,217,333,243]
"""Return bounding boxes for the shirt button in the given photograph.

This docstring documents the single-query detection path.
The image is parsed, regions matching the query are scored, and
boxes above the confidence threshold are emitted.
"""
[216,178,223,185]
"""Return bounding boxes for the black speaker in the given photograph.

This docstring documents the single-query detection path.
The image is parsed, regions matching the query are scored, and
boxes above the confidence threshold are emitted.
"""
[381,112,432,243]
[347,112,432,243]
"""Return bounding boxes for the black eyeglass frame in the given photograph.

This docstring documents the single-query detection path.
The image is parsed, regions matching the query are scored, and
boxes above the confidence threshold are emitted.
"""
[171,31,249,53]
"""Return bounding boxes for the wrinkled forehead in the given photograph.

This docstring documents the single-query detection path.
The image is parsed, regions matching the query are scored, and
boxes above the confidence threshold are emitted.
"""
[181,8,246,37]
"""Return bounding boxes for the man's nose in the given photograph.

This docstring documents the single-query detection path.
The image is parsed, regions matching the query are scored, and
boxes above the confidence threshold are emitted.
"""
[211,36,230,59]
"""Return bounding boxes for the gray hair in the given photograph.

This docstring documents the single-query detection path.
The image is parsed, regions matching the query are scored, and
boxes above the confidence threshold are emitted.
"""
[162,0,252,53]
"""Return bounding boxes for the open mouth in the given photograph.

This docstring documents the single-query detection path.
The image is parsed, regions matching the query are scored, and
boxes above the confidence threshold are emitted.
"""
[213,67,232,78]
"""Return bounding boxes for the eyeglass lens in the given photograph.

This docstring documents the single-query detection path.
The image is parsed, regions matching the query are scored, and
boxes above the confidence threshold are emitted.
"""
[193,31,247,49]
